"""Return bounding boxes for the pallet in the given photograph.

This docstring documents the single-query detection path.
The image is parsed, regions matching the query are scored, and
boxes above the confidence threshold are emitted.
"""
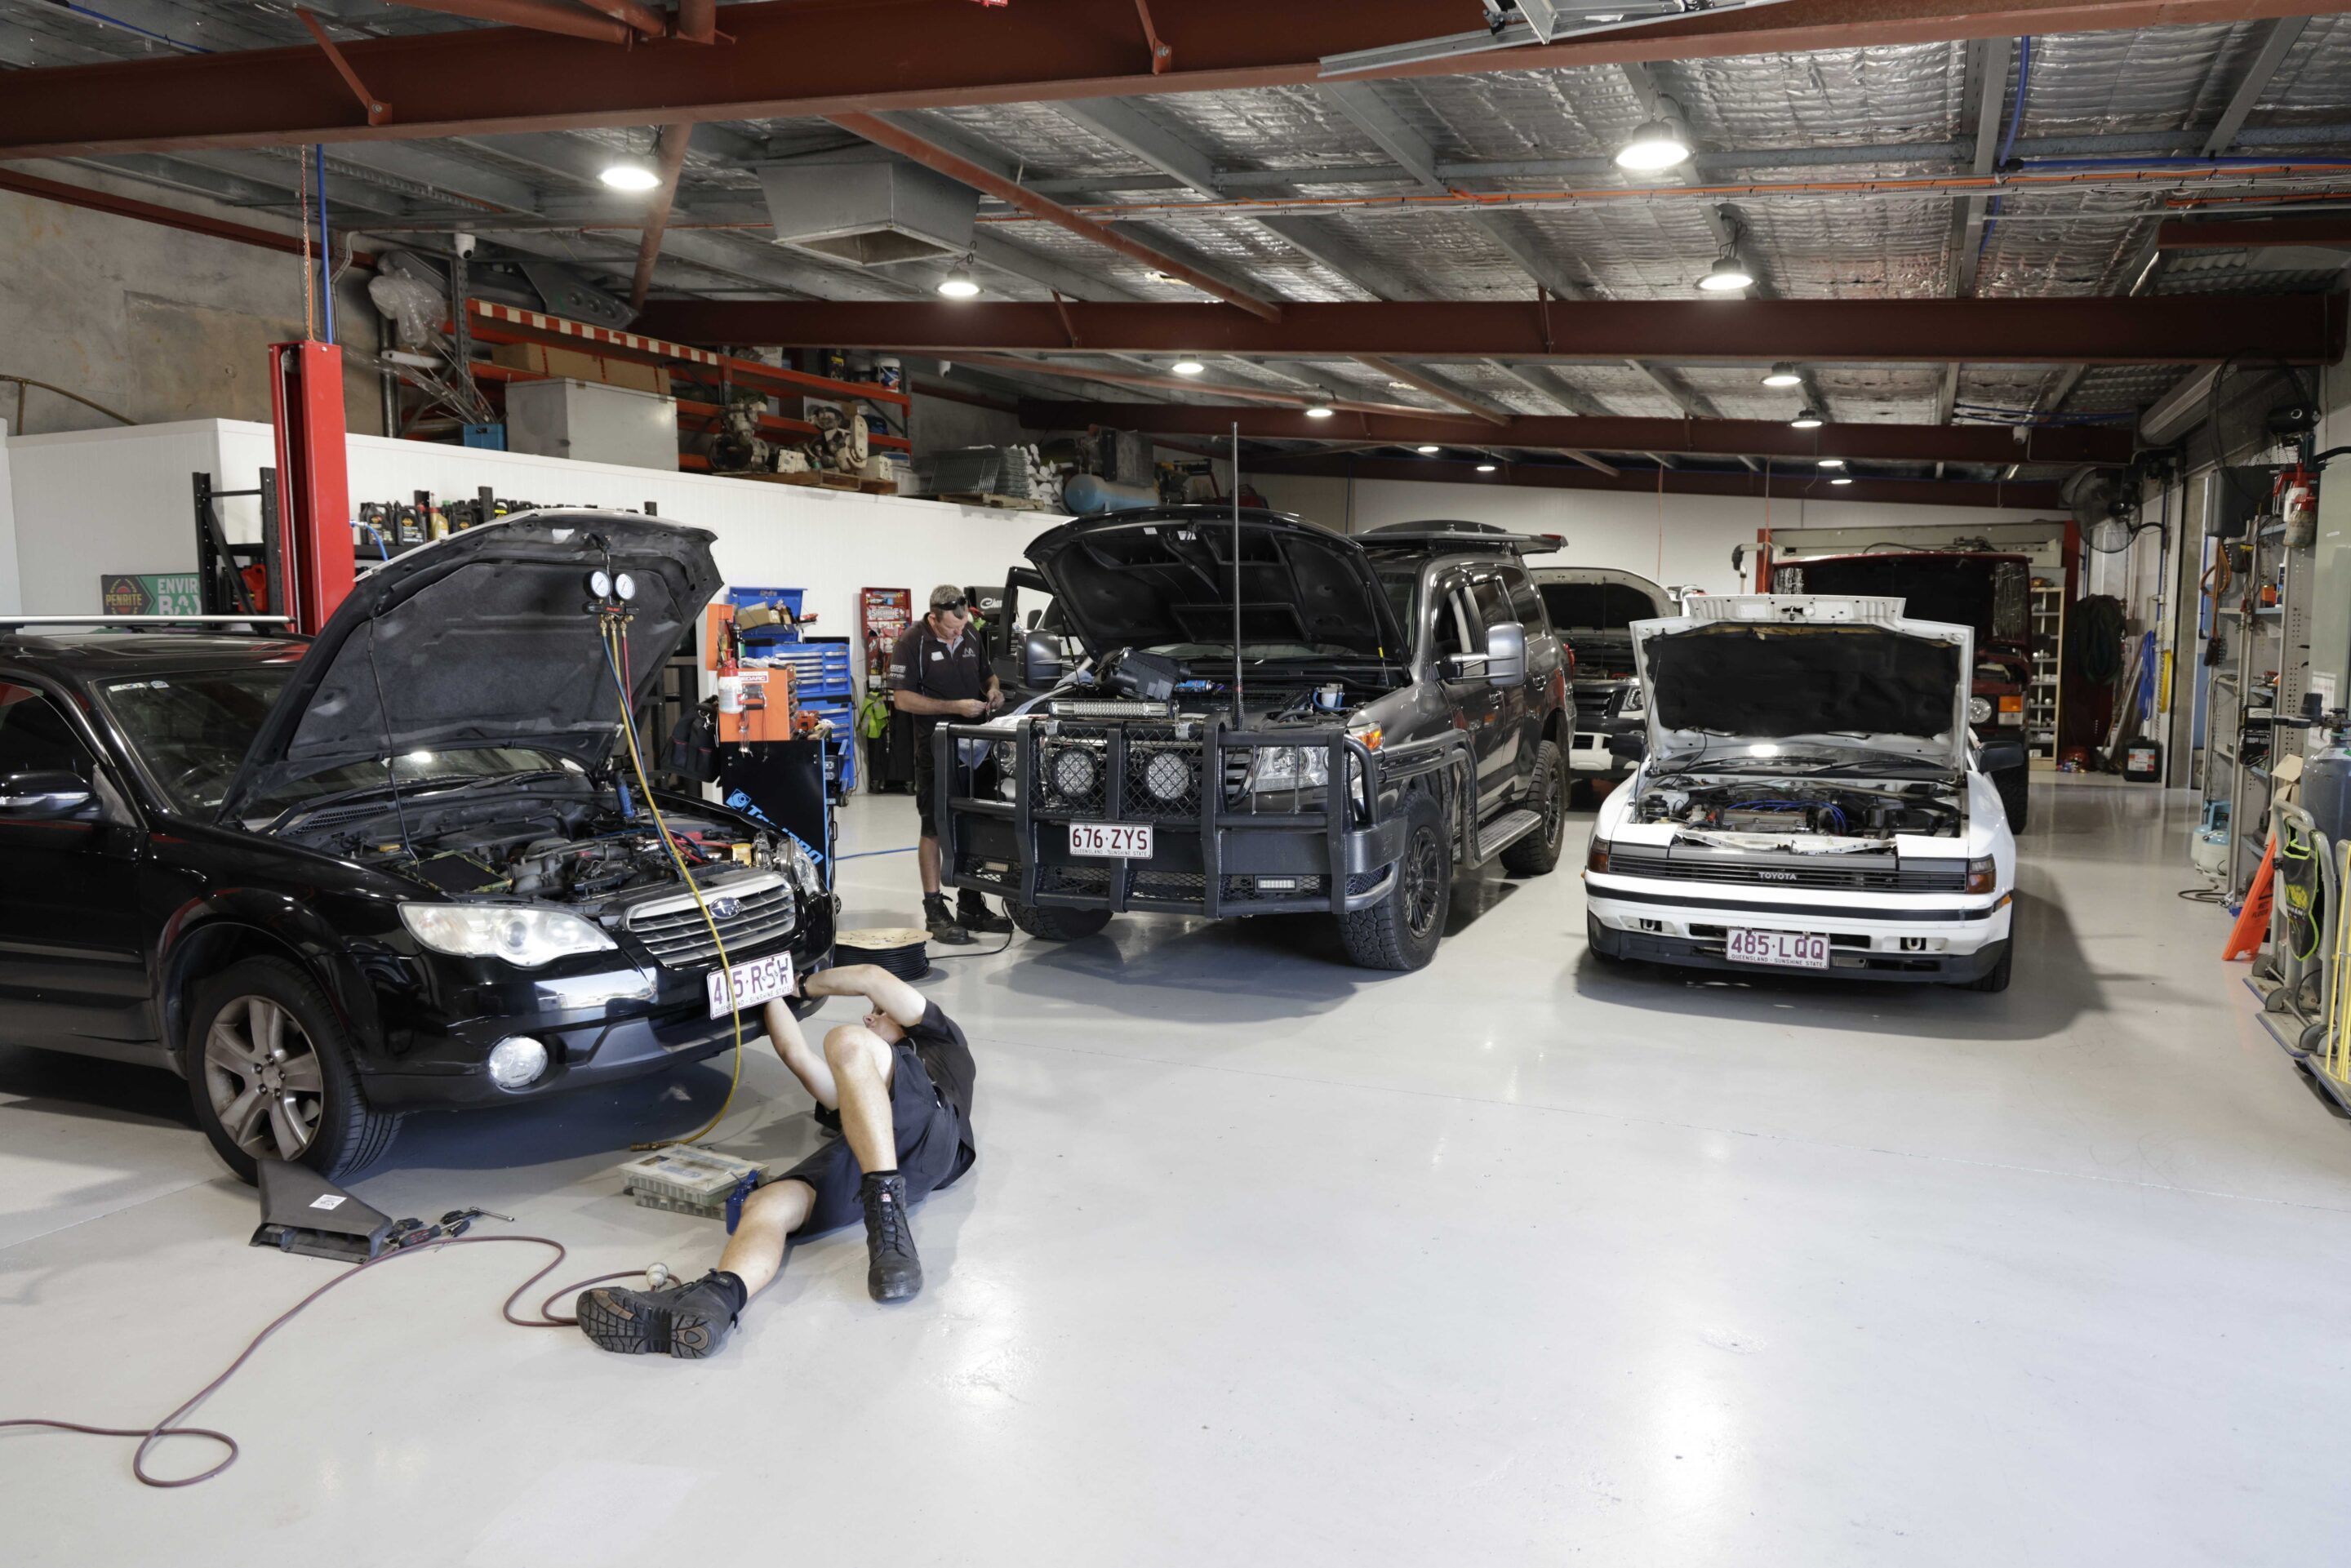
[727,469,895,494]
[931,491,1047,512]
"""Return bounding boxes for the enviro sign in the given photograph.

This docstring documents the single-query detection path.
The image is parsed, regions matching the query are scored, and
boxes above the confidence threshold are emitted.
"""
[100,573,203,617]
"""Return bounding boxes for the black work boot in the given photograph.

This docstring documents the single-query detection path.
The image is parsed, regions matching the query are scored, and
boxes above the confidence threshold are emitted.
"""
[957,891,1014,935]
[576,1269,747,1359]
[860,1171,923,1303]
[923,893,975,946]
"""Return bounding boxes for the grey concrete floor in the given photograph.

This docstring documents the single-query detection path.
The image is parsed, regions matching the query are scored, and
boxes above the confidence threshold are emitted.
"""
[5,782,2349,1565]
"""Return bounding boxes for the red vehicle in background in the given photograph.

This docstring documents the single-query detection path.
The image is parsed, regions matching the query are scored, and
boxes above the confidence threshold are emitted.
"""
[1769,549,2034,747]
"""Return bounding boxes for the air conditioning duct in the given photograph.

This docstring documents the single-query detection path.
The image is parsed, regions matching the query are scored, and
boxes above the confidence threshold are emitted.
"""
[757,153,979,269]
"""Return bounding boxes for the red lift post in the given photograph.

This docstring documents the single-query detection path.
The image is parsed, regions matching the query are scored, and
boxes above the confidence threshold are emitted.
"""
[269,341,353,636]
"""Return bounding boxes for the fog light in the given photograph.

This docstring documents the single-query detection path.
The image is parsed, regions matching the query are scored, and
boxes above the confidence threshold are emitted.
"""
[487,1035,549,1090]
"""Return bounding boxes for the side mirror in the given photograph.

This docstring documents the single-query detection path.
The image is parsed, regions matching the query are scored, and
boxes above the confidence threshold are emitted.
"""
[0,769,95,820]
[1607,733,1647,764]
[1976,739,2028,775]
[1021,631,1065,689]
[1483,620,1527,686]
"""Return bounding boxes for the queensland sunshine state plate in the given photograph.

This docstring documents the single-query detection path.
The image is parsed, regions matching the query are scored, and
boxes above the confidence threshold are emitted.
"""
[1070,822,1153,858]
[706,952,796,1018]
[1724,928,1829,969]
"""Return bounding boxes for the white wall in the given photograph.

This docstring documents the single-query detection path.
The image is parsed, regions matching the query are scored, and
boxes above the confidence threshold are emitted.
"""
[1250,471,2056,595]
[4,420,1067,703]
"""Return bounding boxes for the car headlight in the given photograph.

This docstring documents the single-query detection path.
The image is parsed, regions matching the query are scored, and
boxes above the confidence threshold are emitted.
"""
[1967,695,1994,726]
[400,904,617,967]
[1616,682,1647,719]
[1246,746,1331,794]
[1964,855,1998,895]
[777,834,825,899]
[1586,836,1611,874]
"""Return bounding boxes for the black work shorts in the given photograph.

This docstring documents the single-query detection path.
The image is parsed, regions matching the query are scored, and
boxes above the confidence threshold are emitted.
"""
[913,735,994,840]
[771,1041,973,1237]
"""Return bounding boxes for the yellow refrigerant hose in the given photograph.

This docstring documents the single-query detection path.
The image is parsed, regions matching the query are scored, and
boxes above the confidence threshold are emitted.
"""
[601,615,744,1148]
[2330,839,2351,1086]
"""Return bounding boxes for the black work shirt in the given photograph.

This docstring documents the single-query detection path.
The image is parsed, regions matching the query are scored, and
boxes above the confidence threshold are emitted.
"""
[908,1002,977,1179]
[888,621,989,729]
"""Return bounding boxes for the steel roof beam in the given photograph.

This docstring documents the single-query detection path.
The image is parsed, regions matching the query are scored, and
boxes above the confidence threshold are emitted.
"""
[2,1,2332,158]
[2155,215,2351,251]
[2203,17,2310,155]
[1246,452,2061,511]
[1015,400,2131,465]
[633,296,2344,364]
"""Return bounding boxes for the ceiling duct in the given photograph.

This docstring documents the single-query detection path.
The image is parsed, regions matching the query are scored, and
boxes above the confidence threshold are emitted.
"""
[757,153,978,269]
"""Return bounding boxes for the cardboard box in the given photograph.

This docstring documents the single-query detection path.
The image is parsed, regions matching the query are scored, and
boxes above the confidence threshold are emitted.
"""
[489,341,669,395]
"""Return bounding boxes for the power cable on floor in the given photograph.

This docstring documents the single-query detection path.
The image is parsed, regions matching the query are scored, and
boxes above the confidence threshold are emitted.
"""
[0,1233,632,1489]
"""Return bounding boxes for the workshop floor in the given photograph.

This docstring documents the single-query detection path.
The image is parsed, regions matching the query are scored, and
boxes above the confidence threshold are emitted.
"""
[6,782,2349,1566]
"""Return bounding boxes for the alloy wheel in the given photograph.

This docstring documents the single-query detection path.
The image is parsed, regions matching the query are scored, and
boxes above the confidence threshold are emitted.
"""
[202,996,325,1160]
[1403,827,1445,938]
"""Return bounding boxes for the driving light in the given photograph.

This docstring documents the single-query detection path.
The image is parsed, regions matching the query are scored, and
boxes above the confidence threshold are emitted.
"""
[599,157,661,191]
[937,263,980,299]
[1048,746,1100,800]
[1790,407,1824,429]
[1965,855,1998,895]
[587,568,612,599]
[1142,750,1195,802]
[1615,117,1692,172]
[1762,363,1802,388]
[487,1036,549,1090]
[1968,695,1995,726]
[401,904,616,967]
[612,571,638,602]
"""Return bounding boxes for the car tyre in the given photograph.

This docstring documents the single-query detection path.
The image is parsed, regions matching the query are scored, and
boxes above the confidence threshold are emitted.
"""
[187,957,398,1184]
[1338,795,1451,971]
[1994,765,2030,832]
[1007,902,1113,942]
[1500,740,1567,877]
[1959,942,2014,993]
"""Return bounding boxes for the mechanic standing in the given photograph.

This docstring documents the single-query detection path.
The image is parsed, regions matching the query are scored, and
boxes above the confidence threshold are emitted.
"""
[889,584,1009,944]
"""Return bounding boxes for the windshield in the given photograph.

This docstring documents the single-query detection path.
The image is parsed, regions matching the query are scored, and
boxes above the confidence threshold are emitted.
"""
[101,668,578,815]
[1375,568,1420,635]
[1540,580,1664,633]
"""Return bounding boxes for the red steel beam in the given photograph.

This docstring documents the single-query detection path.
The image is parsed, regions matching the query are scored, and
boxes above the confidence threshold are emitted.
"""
[2154,216,2351,251]
[633,297,2344,366]
[1248,452,2065,511]
[1019,400,2137,466]
[0,0,2322,159]
[830,112,1282,322]
[0,167,378,267]
[675,0,718,42]
[394,0,633,45]
[571,0,670,35]
[629,123,694,310]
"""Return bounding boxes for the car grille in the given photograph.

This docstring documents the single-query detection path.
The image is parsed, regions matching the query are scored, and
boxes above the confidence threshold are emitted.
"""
[1131,870,1207,902]
[1606,849,1967,893]
[1572,687,1617,727]
[624,873,796,969]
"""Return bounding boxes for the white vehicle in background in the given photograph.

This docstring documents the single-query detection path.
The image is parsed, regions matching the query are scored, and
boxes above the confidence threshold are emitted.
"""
[1583,595,2024,992]
[1531,566,1672,802]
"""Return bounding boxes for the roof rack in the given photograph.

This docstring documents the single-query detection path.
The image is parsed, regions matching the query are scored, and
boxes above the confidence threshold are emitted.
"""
[0,615,296,629]
[1356,523,1562,557]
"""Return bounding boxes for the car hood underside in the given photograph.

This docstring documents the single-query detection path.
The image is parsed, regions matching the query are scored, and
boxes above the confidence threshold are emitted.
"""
[1634,620,1971,768]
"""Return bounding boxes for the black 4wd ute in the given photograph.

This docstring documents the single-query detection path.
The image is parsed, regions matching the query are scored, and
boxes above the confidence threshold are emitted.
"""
[933,510,1571,971]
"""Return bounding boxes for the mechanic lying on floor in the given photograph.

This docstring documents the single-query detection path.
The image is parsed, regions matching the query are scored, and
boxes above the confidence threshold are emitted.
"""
[576,965,978,1359]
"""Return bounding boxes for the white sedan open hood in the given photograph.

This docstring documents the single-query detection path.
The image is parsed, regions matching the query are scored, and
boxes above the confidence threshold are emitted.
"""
[1630,595,1973,771]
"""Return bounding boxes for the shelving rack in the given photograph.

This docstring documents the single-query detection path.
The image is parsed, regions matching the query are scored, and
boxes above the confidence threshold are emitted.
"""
[2027,581,2064,757]
[2201,465,2311,902]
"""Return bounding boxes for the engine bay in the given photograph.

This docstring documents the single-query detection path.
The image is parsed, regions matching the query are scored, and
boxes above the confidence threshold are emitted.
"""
[1633,775,1965,842]
[296,795,778,909]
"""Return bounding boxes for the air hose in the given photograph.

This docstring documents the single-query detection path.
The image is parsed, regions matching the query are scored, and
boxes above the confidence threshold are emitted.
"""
[599,612,744,1150]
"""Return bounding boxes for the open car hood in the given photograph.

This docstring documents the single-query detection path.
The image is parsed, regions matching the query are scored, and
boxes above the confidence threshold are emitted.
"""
[1631,595,1972,770]
[216,512,720,821]
[1024,507,1406,663]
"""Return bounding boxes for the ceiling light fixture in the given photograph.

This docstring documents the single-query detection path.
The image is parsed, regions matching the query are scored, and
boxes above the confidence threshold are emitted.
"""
[1476,463,1499,473]
[1762,363,1802,388]
[1615,113,1693,173]
[1389,380,1415,390]
[1790,406,1825,429]
[1304,402,1335,419]
[1697,250,1756,293]
[1830,475,1855,486]
[1171,359,1206,375]
[1417,445,1442,455]
[599,154,662,192]
[1816,458,1845,469]
[936,261,980,299]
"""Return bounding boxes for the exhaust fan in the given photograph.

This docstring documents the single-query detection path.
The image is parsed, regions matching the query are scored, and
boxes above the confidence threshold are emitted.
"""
[758,152,980,269]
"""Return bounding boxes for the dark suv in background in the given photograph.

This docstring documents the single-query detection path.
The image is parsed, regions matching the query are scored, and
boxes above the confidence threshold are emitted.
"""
[0,514,833,1180]
[1531,566,1673,805]
[936,511,1571,971]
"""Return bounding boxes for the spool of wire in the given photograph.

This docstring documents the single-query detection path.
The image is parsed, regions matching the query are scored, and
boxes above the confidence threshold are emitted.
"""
[834,927,931,981]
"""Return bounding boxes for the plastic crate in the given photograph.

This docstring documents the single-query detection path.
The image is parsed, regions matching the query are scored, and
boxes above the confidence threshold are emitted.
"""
[614,1146,766,1220]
